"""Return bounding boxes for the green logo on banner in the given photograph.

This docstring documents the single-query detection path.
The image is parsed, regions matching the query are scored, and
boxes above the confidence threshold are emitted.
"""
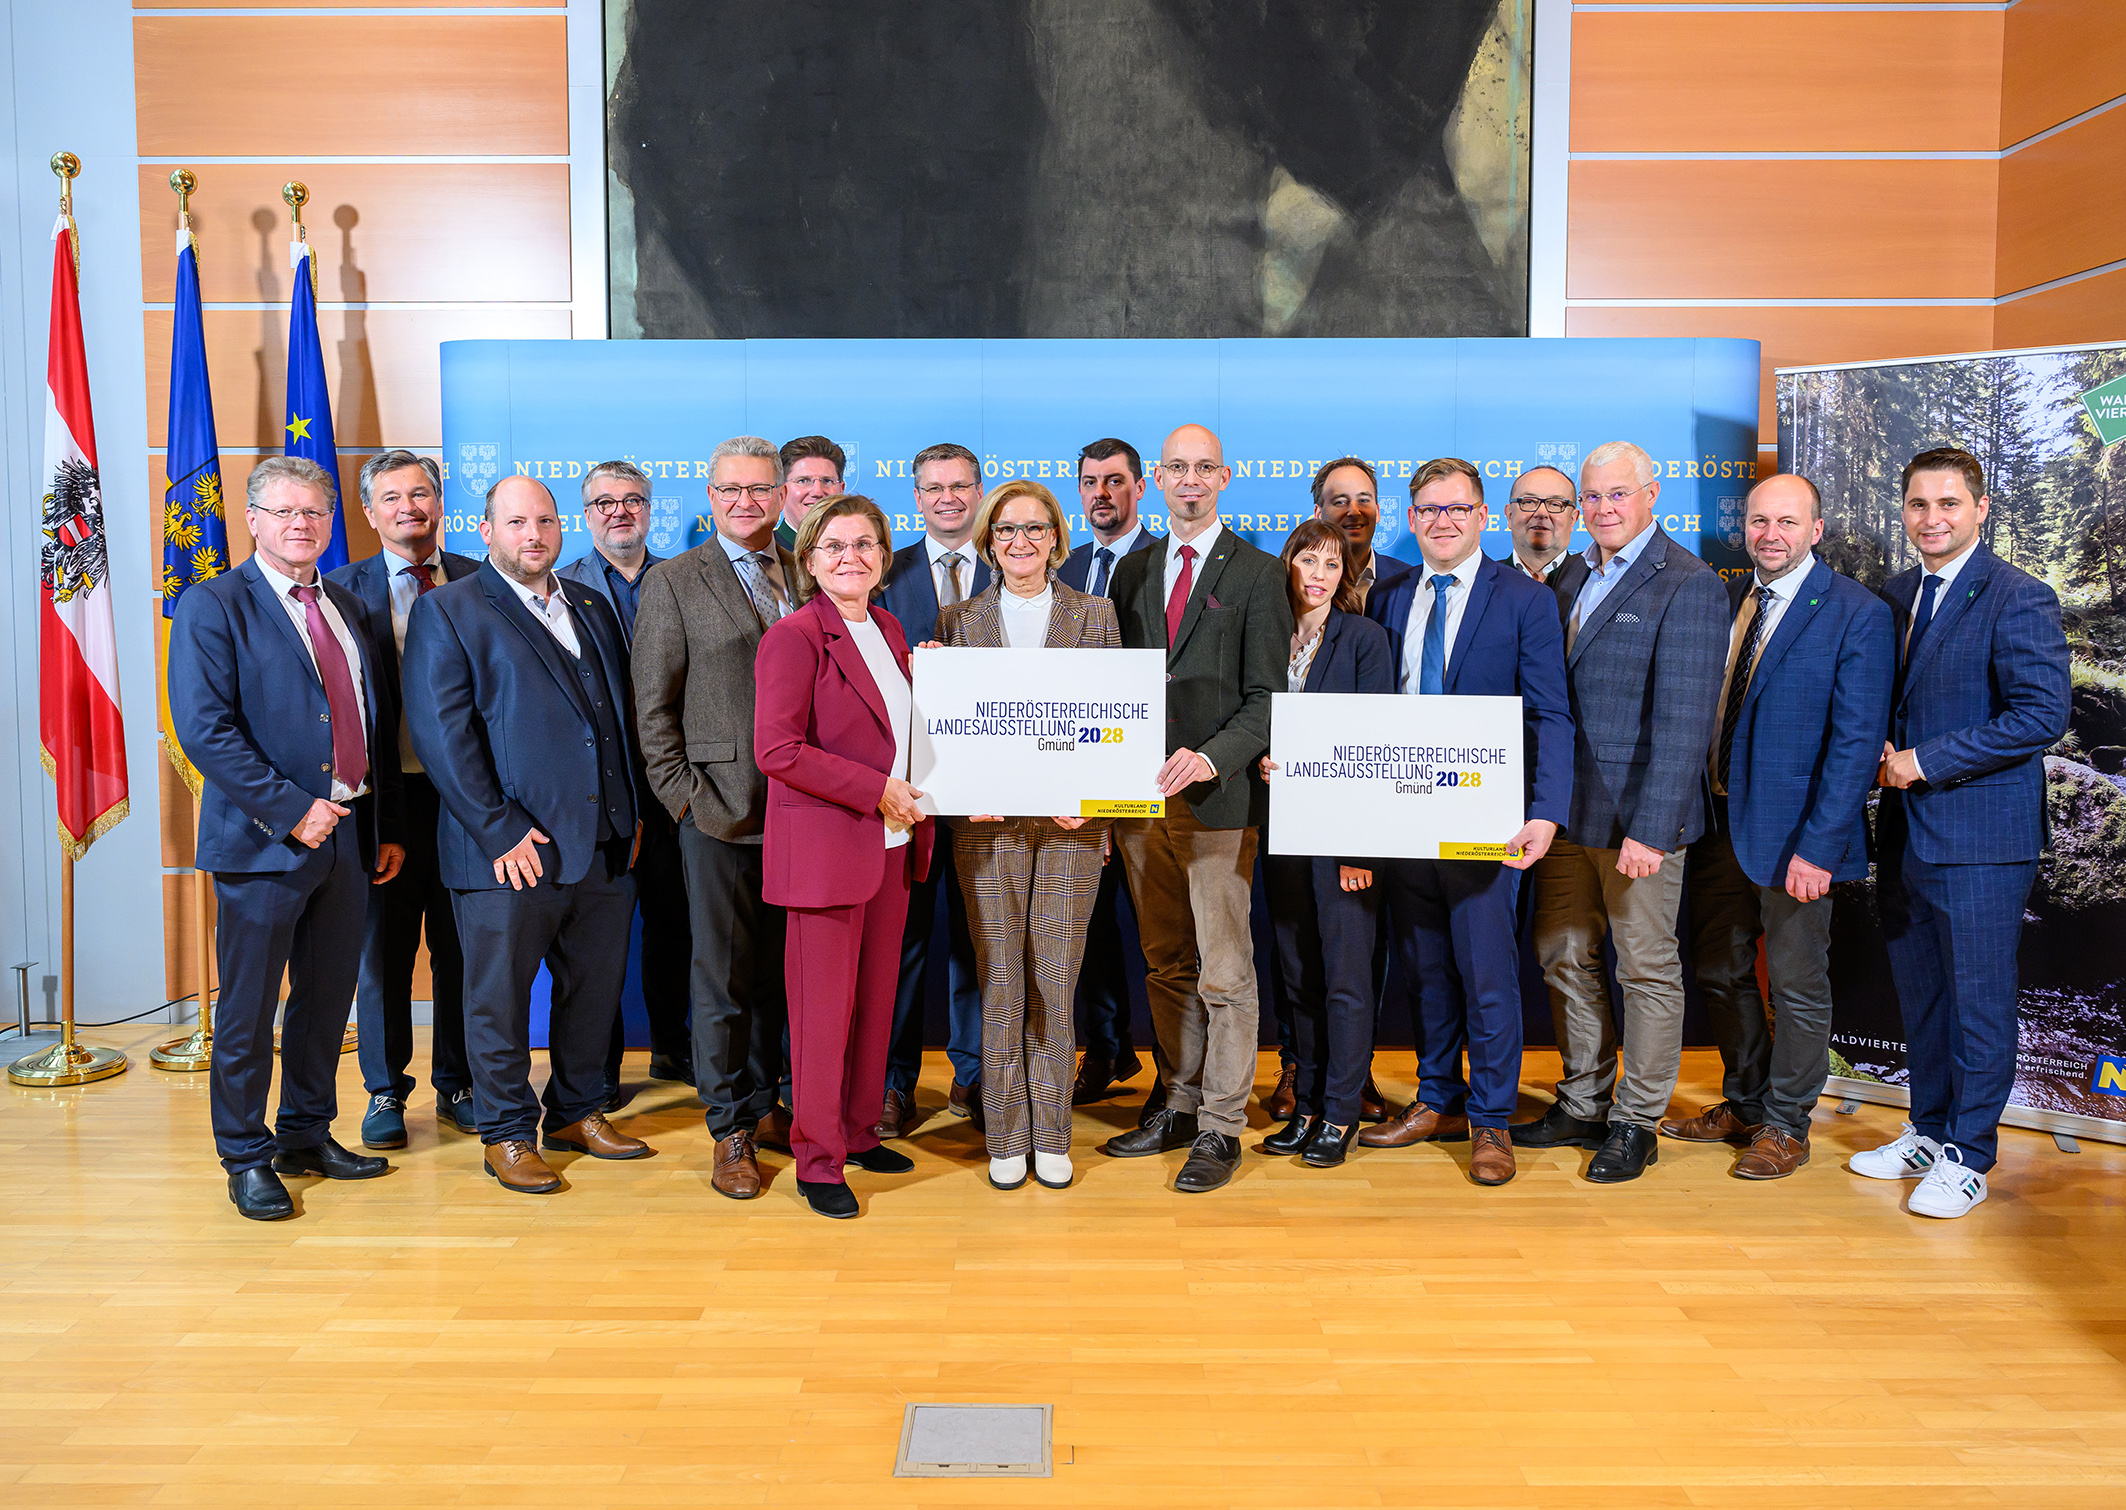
[2081,373,2126,447]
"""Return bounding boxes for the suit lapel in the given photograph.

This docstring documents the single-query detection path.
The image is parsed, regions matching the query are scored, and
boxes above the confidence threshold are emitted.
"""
[1568,532,1667,668]
[481,562,591,715]
[1443,557,1498,694]
[1742,560,1831,710]
[699,540,770,645]
[1901,547,1992,699]
[960,584,1005,647]
[1046,584,1088,648]
[1170,530,1237,661]
[559,580,631,732]
[1303,611,1344,693]
[322,577,385,733]
[816,597,892,736]
[242,558,323,681]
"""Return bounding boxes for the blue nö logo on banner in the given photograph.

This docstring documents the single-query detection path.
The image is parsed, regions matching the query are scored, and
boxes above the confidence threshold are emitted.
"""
[2089,1055,2126,1097]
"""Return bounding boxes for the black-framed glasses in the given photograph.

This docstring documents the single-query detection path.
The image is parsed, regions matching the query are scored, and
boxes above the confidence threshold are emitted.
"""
[1509,494,1578,515]
[587,493,649,516]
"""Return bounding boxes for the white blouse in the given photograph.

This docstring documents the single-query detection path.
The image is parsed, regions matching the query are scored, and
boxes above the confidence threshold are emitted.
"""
[999,585,1055,649]
[845,613,914,850]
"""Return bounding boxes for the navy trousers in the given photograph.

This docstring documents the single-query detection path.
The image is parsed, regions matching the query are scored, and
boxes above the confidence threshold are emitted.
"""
[1880,847,2036,1172]
[210,819,368,1172]
[1381,857,1523,1128]
[1074,851,1137,1065]
[354,773,469,1101]
[603,797,698,1088]
[1265,854,1379,1126]
[885,822,984,1095]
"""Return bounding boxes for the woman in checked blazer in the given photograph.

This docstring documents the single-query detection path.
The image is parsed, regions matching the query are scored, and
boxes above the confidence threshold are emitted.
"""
[932,480,1121,1194]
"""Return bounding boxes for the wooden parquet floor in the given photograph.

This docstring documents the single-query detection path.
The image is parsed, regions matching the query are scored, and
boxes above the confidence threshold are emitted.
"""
[2,1032,2123,1508]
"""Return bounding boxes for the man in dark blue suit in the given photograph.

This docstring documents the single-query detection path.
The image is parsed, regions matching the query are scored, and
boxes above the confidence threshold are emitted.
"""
[328,450,481,1149]
[1056,437,1158,1103]
[1359,458,1573,1186]
[875,442,991,1135]
[1661,474,1894,1179]
[1855,447,2069,1219]
[169,455,402,1220]
[403,475,654,1196]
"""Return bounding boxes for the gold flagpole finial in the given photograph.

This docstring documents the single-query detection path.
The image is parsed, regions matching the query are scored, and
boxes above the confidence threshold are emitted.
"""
[52,153,82,275]
[282,181,316,295]
[169,168,199,262]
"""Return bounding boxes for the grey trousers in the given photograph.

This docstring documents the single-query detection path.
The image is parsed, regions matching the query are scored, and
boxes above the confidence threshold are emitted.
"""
[1687,818,1834,1138]
[1531,836,1689,1128]
[1115,807,1260,1139]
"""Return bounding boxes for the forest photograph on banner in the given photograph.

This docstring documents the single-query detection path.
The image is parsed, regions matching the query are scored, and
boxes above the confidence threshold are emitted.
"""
[1779,340,2126,1140]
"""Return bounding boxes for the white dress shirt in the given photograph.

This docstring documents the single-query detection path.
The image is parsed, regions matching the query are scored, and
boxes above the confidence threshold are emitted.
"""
[845,613,913,849]
[1163,519,1225,607]
[1084,522,1149,599]
[999,585,1055,648]
[383,547,447,774]
[255,555,371,801]
[1511,550,1567,583]
[1398,548,1485,694]
[1900,538,1981,781]
[1710,553,1814,794]
[925,532,978,607]
[500,570,582,657]
[717,529,790,615]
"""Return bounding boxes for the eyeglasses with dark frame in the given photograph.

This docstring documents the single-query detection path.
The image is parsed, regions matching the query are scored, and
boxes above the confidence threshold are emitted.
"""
[1508,494,1579,515]
[586,493,649,516]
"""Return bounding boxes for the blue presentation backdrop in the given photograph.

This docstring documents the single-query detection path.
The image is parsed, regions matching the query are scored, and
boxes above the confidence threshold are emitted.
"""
[441,336,1762,1049]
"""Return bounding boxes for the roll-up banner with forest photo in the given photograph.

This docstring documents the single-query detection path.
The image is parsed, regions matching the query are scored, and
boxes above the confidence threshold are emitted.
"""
[1778,340,2126,1145]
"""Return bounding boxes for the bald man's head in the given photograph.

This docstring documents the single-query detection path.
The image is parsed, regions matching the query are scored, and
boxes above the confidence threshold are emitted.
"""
[1156,424,1230,536]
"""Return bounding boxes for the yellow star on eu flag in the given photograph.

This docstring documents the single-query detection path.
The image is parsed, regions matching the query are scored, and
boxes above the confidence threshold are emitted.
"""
[286,414,312,442]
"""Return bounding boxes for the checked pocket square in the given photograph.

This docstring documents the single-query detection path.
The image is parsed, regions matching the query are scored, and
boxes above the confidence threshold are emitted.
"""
[1611,611,1642,623]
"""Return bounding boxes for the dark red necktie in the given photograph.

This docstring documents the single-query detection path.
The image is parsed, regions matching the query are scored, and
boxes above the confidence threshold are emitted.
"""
[291,582,369,792]
[404,562,435,595]
[1165,543,1196,645]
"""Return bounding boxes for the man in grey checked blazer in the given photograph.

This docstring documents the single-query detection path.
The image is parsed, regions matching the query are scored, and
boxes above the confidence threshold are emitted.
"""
[1514,440,1729,1183]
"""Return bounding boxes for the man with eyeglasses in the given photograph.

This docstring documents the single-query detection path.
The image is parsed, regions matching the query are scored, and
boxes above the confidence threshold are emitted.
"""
[560,461,694,1111]
[1499,465,1580,584]
[878,442,991,1137]
[775,436,846,552]
[1513,440,1728,1184]
[1311,456,1408,608]
[631,438,798,1199]
[1101,424,1293,1193]
[169,455,404,1219]
[329,450,480,1150]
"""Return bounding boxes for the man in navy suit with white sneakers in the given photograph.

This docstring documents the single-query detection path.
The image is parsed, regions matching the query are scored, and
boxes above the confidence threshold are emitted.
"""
[1852,447,2069,1218]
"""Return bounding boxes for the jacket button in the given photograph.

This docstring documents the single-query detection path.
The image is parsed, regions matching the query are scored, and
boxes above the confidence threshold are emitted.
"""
[320,712,330,721]
[320,762,332,772]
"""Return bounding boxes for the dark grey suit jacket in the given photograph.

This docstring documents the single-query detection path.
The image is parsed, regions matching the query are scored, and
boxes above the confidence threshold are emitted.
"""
[630,536,798,842]
[1551,528,1729,852]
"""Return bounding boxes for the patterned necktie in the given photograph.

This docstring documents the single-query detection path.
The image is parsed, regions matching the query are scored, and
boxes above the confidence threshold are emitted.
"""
[1090,547,1115,599]
[290,583,368,792]
[403,562,435,595]
[1165,543,1197,644]
[1904,573,1943,665]
[1419,574,1454,695]
[738,551,781,625]
[1717,584,1777,789]
[940,551,966,607]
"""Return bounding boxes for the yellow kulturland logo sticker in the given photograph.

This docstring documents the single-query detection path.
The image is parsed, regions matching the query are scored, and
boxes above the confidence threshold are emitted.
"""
[1082,800,1163,818]
[1439,842,1509,860]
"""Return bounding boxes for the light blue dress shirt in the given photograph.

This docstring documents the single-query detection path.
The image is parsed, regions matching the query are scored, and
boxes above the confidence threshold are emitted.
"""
[1570,518,1660,635]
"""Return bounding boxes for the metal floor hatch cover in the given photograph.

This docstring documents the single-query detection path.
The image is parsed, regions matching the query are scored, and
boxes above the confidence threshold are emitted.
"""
[894,1403,1053,1477]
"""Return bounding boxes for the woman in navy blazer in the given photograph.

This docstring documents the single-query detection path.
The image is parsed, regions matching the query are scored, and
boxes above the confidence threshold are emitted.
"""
[1257,519,1395,1167]
[754,496,936,1219]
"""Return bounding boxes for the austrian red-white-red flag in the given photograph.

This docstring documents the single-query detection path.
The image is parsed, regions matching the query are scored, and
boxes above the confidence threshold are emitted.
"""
[40,214,128,857]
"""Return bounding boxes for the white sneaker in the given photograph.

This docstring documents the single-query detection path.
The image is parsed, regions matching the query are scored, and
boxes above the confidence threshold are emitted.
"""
[1033,1150,1073,1189]
[1908,1146,1987,1219]
[988,1155,1028,1190]
[1848,1122,1940,1180]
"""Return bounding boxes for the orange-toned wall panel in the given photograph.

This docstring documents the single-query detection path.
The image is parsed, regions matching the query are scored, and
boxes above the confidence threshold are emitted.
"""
[2001,0,2126,144]
[138,165,571,305]
[1997,106,2126,295]
[135,16,566,156]
[1572,11,2001,153]
[1568,160,1997,299]
[144,307,570,450]
[160,871,219,1003]
[1564,305,1997,444]
[1996,268,2126,351]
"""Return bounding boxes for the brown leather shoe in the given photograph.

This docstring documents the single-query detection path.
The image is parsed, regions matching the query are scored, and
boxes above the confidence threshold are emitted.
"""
[1731,1124,1810,1180]
[1658,1101,1753,1145]
[711,1129,762,1199]
[757,1104,793,1151]
[1357,1100,1470,1147]
[875,1087,917,1140]
[948,1080,978,1118]
[1359,1075,1390,1124]
[1263,1062,1298,1120]
[484,1140,562,1194]
[1469,1126,1516,1186]
[544,1112,653,1160]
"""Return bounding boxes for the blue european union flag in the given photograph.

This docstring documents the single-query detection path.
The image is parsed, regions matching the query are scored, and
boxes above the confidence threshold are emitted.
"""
[162,239,228,617]
[285,243,347,573]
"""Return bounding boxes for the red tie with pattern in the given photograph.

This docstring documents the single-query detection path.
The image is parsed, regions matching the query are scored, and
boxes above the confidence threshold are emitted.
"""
[1165,543,1197,645]
[404,562,435,594]
[291,582,369,792]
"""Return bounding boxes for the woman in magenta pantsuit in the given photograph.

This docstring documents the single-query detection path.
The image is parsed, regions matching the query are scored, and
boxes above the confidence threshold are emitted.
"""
[754,495,935,1219]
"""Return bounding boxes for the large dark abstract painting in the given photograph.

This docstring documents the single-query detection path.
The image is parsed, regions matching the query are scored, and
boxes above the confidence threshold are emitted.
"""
[606,1,1532,339]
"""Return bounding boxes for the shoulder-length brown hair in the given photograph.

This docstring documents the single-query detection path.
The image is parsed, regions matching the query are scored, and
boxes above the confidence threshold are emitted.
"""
[1280,517,1362,616]
[790,494,893,607]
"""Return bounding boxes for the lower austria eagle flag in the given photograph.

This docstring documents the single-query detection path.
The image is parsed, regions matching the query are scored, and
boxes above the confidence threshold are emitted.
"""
[161,222,230,798]
[41,214,129,856]
[284,235,347,572]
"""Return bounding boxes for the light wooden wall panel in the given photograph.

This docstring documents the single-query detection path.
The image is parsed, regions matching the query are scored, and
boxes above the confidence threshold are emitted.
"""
[138,164,571,305]
[1996,269,2126,351]
[2001,0,2126,144]
[144,307,570,450]
[1568,160,1997,299]
[1996,106,2126,295]
[1572,10,2002,153]
[135,16,567,156]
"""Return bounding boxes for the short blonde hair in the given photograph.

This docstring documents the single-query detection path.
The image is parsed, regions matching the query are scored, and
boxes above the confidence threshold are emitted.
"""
[972,479,1071,574]
[790,494,893,607]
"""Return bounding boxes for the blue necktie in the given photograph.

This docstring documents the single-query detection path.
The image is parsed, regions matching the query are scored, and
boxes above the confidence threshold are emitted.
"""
[1905,573,1943,666]
[1089,547,1115,599]
[1419,574,1454,695]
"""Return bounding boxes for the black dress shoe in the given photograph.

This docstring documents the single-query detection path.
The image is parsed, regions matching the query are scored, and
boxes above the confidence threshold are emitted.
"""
[846,1145,914,1174]
[646,1054,693,1084]
[1261,1114,1318,1155]
[228,1166,295,1220]
[1585,1122,1660,1183]
[272,1137,389,1181]
[1100,1107,1197,1158]
[1174,1132,1241,1192]
[1300,1120,1359,1169]
[603,1085,631,1115]
[1508,1099,1609,1149]
[797,1178,859,1218]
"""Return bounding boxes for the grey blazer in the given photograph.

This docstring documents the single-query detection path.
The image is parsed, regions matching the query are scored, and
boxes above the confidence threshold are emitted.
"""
[630,537,799,842]
[1552,527,1730,852]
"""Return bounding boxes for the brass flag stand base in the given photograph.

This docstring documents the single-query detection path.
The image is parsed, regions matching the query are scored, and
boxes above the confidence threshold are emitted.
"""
[154,861,216,1072]
[151,1020,211,1072]
[9,852,127,1087]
